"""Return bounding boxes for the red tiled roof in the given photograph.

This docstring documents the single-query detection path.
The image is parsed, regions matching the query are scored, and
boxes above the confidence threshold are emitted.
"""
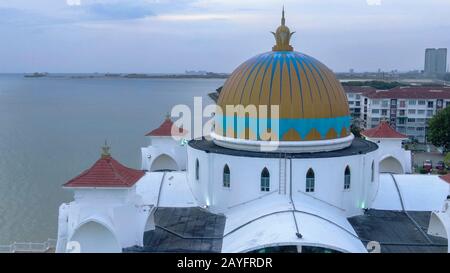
[64,156,145,188]
[362,121,408,139]
[145,117,188,137]
[364,86,450,99]
[440,173,450,184]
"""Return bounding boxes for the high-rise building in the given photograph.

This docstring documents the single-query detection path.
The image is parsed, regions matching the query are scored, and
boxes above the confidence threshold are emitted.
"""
[424,48,447,76]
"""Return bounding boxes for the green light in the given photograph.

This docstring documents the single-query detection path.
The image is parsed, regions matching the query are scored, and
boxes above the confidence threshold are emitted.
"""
[360,201,366,209]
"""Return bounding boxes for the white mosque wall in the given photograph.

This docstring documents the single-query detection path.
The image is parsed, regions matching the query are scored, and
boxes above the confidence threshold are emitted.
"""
[291,155,378,216]
[141,136,187,172]
[187,145,379,217]
[57,187,151,253]
[70,221,122,253]
[187,146,212,207]
[367,138,412,174]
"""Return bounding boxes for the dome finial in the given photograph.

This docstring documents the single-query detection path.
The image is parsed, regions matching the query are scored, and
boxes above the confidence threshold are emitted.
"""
[101,139,111,158]
[271,6,295,51]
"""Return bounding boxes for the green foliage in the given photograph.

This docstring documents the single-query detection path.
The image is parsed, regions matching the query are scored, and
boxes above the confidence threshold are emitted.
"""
[437,169,448,175]
[341,81,406,90]
[350,124,362,138]
[419,167,429,174]
[444,153,450,168]
[427,107,450,151]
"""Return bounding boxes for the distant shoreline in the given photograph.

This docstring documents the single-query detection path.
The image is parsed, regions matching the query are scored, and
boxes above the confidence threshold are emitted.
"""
[20,72,230,80]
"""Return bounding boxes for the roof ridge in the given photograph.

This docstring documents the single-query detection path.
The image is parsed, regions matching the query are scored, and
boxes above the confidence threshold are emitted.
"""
[106,157,130,186]
[109,157,141,186]
[64,157,104,186]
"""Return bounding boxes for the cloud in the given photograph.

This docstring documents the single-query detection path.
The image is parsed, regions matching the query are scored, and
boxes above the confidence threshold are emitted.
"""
[67,0,81,6]
[366,0,382,6]
[156,13,232,21]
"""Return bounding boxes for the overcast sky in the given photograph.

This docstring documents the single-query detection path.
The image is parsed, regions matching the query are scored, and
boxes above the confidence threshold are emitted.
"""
[0,0,449,73]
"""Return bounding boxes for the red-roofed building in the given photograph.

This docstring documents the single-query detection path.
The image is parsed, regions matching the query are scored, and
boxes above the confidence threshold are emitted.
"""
[344,86,377,119]
[364,86,450,100]
[145,116,188,137]
[345,86,450,143]
[64,146,144,188]
[59,144,152,253]
[362,121,407,139]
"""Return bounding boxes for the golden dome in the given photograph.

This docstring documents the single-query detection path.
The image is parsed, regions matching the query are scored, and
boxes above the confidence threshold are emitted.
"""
[214,9,351,144]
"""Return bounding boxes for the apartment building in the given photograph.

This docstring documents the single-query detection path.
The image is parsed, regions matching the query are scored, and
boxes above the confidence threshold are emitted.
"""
[345,86,375,120]
[344,86,450,143]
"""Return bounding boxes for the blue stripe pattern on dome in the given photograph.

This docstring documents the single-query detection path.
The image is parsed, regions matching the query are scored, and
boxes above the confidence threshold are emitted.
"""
[215,114,350,141]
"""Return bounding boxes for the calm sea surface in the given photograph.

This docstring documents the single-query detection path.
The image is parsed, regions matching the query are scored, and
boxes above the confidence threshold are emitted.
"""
[0,74,225,244]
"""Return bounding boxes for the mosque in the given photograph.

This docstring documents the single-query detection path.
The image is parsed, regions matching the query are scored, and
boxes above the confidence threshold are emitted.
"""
[55,10,450,253]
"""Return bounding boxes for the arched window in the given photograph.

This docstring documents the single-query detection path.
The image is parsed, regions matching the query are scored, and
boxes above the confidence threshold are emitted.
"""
[195,159,200,181]
[261,168,270,192]
[344,166,351,190]
[371,161,375,182]
[223,164,230,188]
[306,168,315,193]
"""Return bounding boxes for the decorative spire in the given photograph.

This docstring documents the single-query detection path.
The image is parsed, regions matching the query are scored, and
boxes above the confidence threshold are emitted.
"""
[271,7,295,52]
[101,139,111,158]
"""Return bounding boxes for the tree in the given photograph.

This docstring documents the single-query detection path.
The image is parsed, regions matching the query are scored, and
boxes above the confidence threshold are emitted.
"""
[341,81,406,90]
[444,152,450,168]
[427,107,450,151]
[351,124,362,138]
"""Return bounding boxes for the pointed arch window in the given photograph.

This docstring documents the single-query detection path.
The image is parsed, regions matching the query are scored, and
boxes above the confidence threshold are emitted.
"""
[261,168,270,192]
[223,164,230,188]
[195,159,200,181]
[306,168,315,193]
[344,166,351,190]
[371,161,375,182]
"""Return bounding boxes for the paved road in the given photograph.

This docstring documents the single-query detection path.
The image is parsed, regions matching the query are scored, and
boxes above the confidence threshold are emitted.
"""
[412,152,445,172]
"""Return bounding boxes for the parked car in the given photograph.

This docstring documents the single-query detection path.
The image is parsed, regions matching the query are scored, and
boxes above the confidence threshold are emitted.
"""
[436,161,445,171]
[423,160,433,173]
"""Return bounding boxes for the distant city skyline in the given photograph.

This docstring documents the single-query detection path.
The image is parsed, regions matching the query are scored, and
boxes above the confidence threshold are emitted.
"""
[1,0,450,73]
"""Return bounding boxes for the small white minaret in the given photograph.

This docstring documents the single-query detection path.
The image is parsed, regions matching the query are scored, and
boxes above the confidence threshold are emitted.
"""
[141,114,189,172]
[362,121,412,174]
[56,142,152,253]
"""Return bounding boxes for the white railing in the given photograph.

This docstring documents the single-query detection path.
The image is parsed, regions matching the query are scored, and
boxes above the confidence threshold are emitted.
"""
[0,239,56,253]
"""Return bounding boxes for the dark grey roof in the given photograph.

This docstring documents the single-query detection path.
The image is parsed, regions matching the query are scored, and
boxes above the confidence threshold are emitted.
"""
[188,137,378,159]
[207,86,222,103]
[348,209,448,253]
[208,92,219,103]
[124,207,226,253]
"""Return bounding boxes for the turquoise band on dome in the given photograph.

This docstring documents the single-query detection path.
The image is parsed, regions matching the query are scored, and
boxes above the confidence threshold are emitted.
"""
[215,114,351,140]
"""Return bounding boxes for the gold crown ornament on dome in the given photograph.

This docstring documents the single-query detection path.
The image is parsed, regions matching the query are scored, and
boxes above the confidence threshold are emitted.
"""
[271,7,295,51]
